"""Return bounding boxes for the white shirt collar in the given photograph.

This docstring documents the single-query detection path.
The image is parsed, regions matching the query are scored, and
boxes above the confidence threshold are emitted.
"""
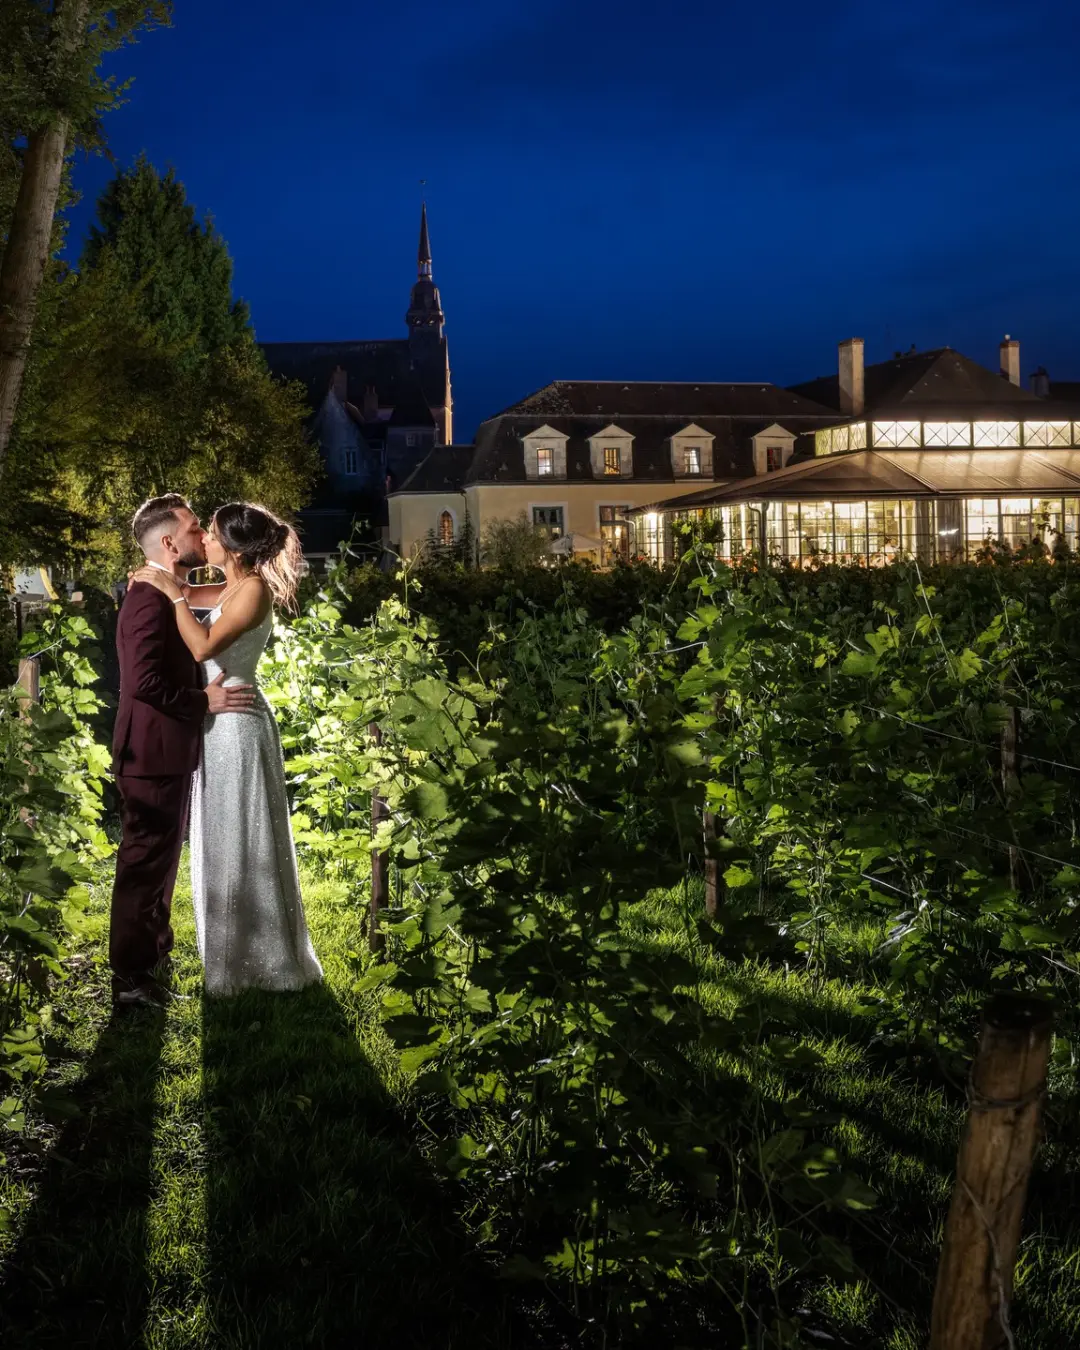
[146,560,176,575]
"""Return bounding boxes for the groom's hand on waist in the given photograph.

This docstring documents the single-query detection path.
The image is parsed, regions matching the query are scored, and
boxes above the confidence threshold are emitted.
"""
[205,671,255,715]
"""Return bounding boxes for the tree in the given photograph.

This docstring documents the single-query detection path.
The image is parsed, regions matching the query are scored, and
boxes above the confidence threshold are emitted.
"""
[0,1,171,476]
[81,155,250,359]
[8,160,320,582]
[480,512,551,569]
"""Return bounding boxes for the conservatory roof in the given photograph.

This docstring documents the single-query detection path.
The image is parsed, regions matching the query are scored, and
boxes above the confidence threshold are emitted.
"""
[633,448,1080,511]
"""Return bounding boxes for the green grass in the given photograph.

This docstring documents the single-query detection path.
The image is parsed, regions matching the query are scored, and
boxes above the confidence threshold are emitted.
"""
[625,885,1080,1348]
[2,869,1078,1348]
[0,859,518,1349]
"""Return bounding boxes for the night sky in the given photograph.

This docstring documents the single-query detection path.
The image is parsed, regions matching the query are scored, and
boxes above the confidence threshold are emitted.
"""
[67,0,1080,439]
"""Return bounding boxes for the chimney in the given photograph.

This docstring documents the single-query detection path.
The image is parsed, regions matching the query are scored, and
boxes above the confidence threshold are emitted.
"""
[1030,366,1051,399]
[838,337,865,416]
[999,335,1020,385]
[330,365,348,401]
[363,384,379,421]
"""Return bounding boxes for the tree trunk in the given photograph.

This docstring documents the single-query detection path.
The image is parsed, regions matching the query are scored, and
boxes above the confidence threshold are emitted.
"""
[0,0,92,476]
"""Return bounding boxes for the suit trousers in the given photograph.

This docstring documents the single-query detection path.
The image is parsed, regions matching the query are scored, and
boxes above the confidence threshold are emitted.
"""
[110,773,191,988]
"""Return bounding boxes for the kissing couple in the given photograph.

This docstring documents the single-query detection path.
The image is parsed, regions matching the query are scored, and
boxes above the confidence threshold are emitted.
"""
[109,494,323,1008]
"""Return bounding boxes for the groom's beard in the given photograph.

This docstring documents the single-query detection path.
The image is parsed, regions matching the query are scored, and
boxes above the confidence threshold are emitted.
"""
[177,549,207,569]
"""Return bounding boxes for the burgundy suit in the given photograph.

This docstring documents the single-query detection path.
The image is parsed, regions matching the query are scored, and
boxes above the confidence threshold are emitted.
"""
[110,582,208,990]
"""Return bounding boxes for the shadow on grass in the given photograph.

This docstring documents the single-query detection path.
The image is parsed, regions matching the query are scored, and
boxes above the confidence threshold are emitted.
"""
[200,980,521,1349]
[0,1001,166,1349]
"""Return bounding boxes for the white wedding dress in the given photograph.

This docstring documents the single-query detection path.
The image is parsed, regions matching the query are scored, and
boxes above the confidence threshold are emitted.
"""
[189,603,323,997]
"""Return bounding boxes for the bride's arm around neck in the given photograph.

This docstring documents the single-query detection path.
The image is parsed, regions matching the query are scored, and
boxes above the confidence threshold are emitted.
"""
[175,574,271,662]
[157,569,270,664]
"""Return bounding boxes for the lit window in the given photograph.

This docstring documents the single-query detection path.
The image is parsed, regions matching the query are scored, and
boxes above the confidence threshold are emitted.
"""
[924,423,971,447]
[849,422,867,450]
[830,426,850,454]
[873,422,921,448]
[537,448,554,476]
[532,505,563,538]
[766,446,784,472]
[438,510,454,546]
[599,505,630,563]
[1023,422,1072,447]
[684,446,702,475]
[603,446,622,475]
[973,422,1020,448]
[344,449,358,475]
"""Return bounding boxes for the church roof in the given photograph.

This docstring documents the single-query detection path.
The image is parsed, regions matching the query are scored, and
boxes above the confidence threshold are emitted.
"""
[262,338,448,416]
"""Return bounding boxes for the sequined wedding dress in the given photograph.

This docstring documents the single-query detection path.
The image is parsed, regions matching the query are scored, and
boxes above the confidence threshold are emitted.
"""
[189,604,323,997]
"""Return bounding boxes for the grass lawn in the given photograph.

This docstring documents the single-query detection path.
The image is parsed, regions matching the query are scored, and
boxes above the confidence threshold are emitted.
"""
[625,888,1080,1349]
[1,867,1077,1348]
[0,857,519,1350]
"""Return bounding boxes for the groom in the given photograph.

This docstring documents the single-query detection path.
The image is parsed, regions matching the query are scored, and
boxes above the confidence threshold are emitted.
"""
[110,494,253,1008]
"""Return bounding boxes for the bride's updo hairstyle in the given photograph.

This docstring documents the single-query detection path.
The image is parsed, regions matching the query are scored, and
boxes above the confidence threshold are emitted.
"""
[212,503,303,611]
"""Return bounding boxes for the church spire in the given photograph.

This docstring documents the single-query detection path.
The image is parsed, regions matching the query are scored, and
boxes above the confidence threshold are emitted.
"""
[418,202,432,279]
[406,202,444,337]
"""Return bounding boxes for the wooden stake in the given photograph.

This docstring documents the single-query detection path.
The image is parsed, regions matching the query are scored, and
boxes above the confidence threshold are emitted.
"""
[368,722,390,955]
[1000,706,1021,893]
[16,655,40,707]
[930,994,1054,1350]
[703,807,719,918]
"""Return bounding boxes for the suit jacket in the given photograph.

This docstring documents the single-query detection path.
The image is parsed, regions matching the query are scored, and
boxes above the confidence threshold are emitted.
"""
[112,582,208,777]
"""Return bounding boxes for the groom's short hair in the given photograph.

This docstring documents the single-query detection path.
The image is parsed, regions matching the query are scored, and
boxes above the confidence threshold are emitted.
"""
[132,493,192,549]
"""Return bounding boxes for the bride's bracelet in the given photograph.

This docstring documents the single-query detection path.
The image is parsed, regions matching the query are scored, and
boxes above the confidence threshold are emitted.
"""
[172,596,186,606]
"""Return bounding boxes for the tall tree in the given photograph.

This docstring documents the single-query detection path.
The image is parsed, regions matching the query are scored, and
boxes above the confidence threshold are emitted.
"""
[81,155,251,360]
[0,1,171,476]
[11,160,320,582]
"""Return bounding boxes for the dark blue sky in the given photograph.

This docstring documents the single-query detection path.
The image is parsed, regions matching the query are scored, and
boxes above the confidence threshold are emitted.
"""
[67,0,1080,439]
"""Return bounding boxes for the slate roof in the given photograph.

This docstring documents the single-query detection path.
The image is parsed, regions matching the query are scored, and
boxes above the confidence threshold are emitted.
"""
[492,380,835,420]
[262,338,448,416]
[789,347,1061,418]
[456,381,836,486]
[463,414,828,486]
[396,445,476,493]
[634,448,1080,511]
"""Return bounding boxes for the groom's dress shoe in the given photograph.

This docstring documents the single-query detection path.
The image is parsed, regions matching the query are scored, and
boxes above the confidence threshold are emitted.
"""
[114,977,171,1009]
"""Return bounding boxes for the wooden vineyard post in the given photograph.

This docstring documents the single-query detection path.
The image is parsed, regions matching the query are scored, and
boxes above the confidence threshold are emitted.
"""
[703,693,725,920]
[368,721,390,955]
[1000,706,1021,893]
[930,994,1054,1350]
[703,807,719,918]
[17,654,40,709]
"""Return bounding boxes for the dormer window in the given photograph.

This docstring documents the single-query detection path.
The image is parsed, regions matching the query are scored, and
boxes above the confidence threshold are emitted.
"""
[523,425,569,480]
[588,424,634,479]
[752,424,796,476]
[670,425,714,478]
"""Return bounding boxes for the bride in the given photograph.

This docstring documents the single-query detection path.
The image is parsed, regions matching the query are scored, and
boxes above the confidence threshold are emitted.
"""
[133,502,323,997]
